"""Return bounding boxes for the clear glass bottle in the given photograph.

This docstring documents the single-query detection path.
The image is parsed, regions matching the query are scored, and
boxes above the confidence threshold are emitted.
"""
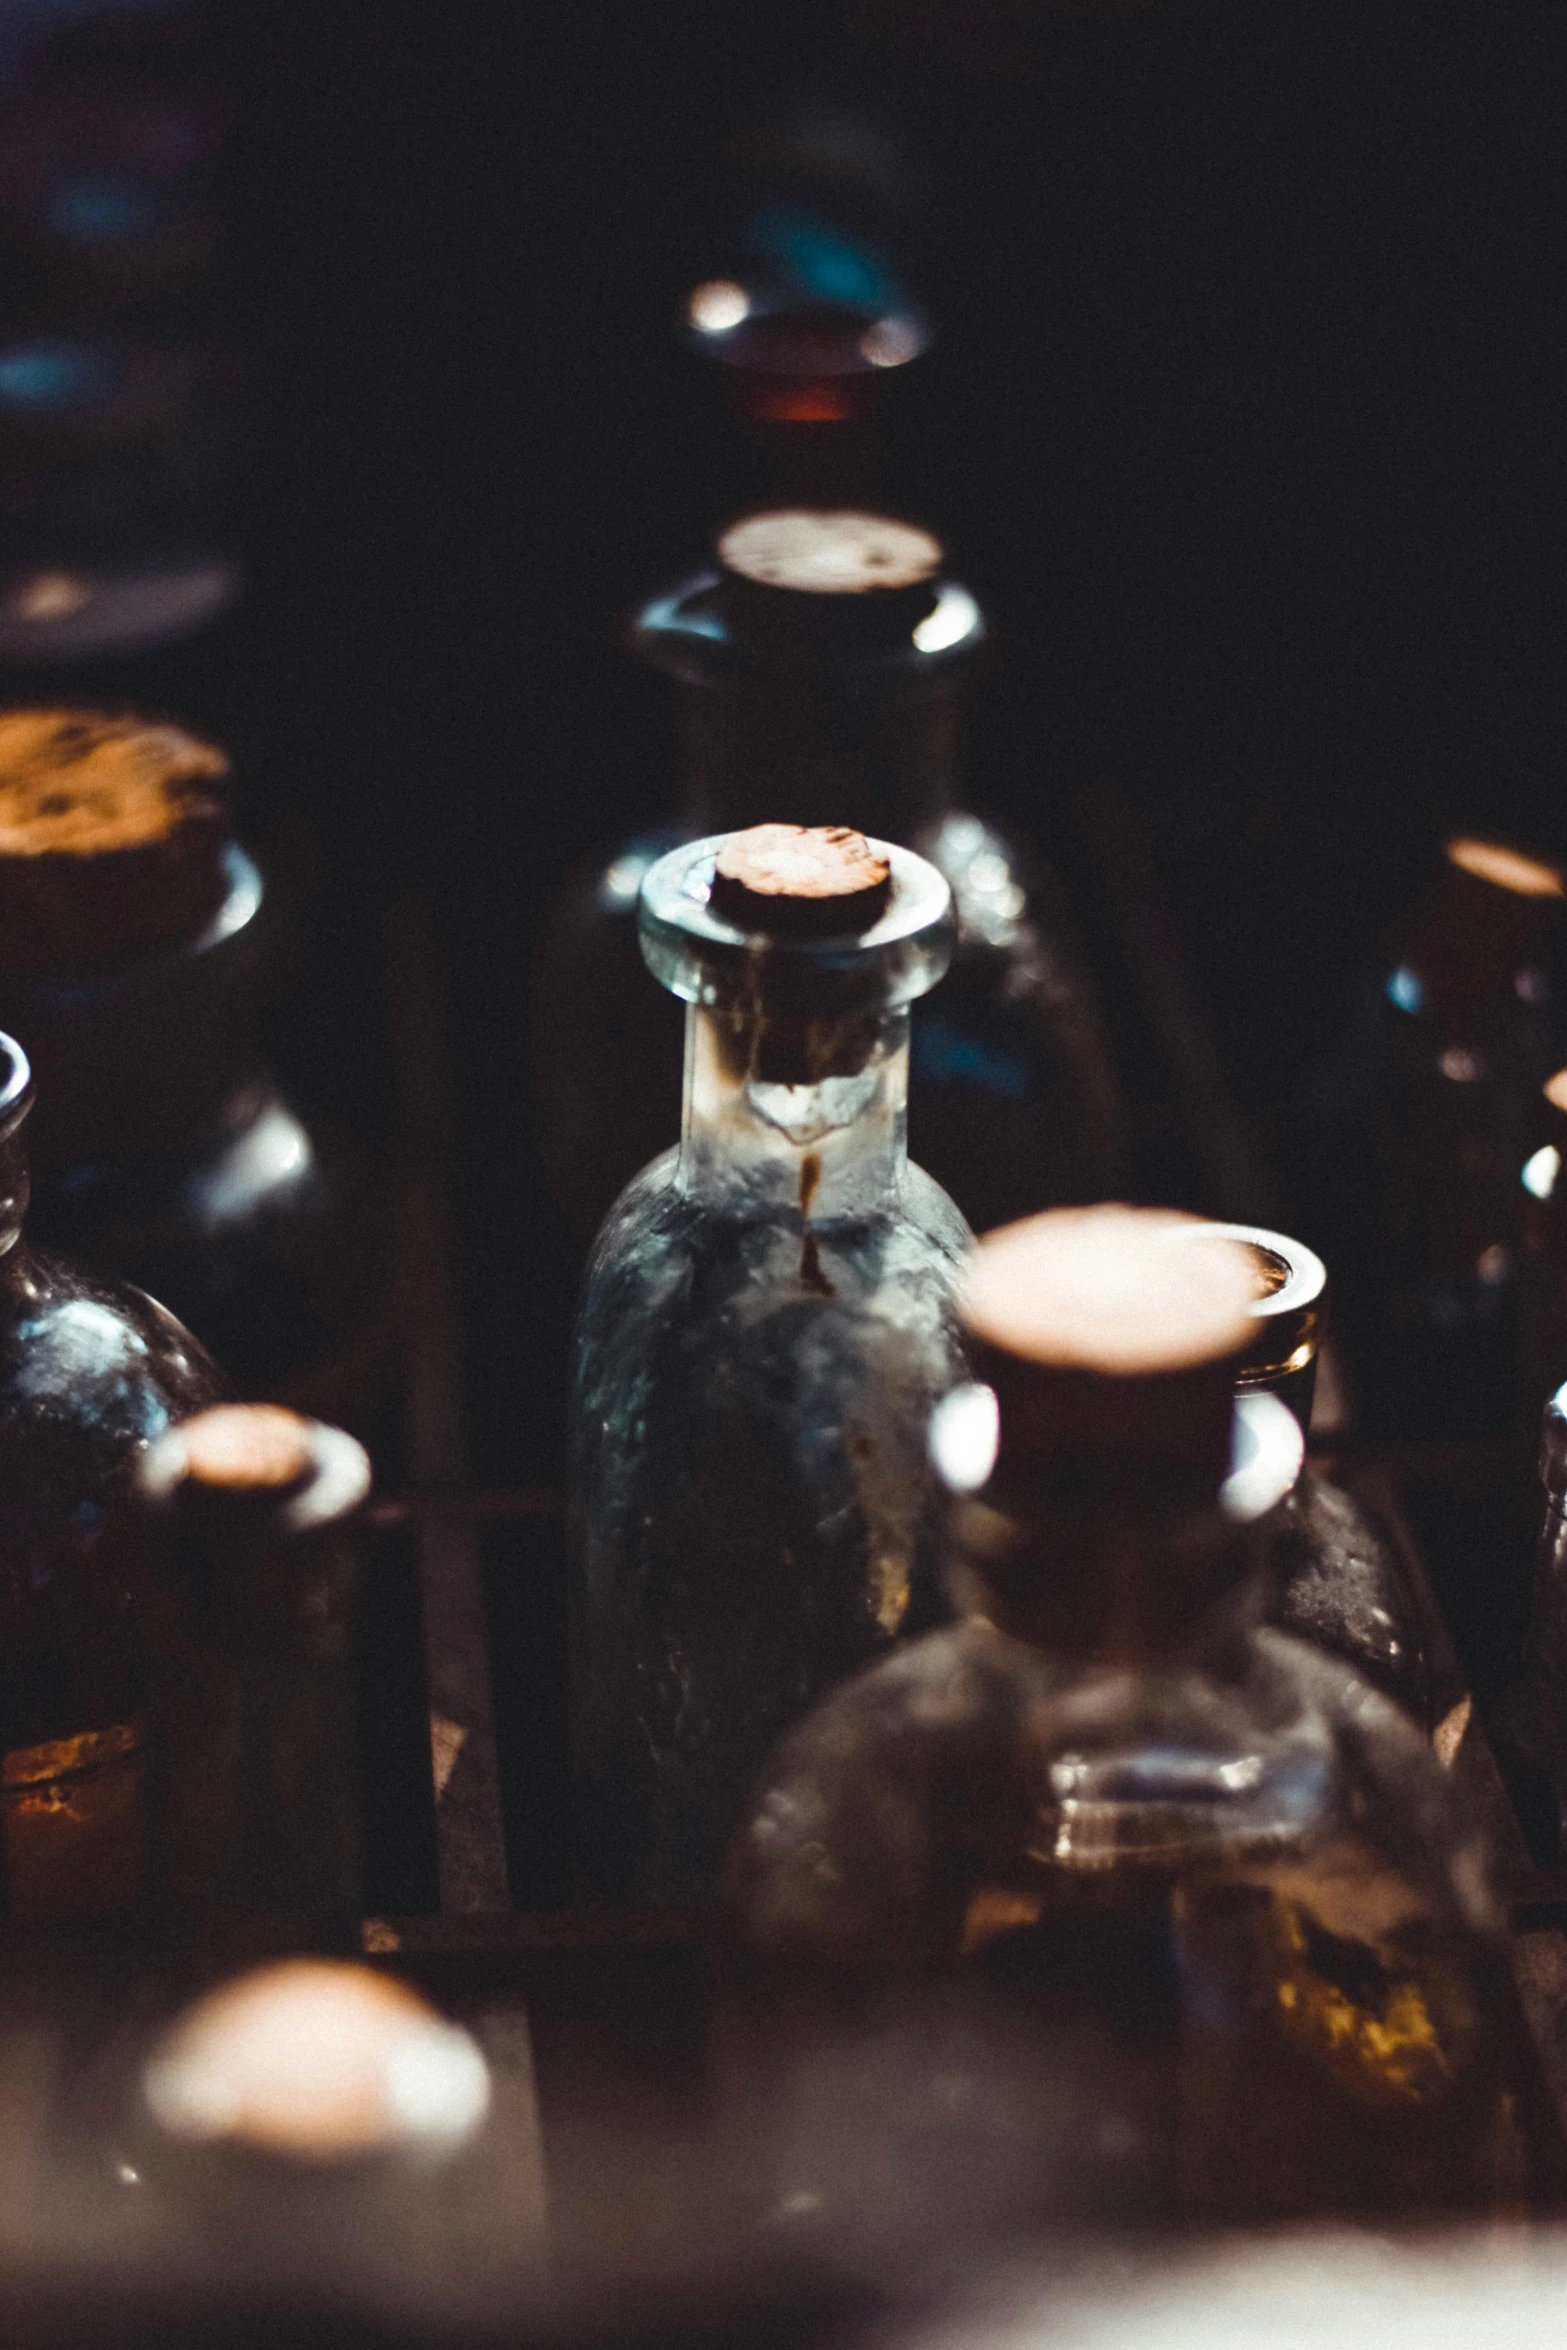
[0,1029,225,1933]
[1290,835,1566,1441]
[570,826,973,1911]
[0,708,389,1424]
[127,1404,371,1968]
[533,506,1127,1241]
[1179,1218,1465,1732]
[720,1208,1557,2253]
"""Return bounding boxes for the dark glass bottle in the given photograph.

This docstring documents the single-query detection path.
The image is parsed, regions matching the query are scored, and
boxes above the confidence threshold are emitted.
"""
[1493,1385,1567,1866]
[1293,835,1566,1441]
[0,707,389,1422]
[721,1207,1557,2252]
[1178,1218,1465,1732]
[533,506,1127,1241]
[129,1403,370,1967]
[570,826,973,1910]
[0,1028,224,1932]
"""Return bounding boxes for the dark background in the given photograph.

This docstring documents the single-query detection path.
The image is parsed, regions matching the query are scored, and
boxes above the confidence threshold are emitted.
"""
[37,0,1567,1482]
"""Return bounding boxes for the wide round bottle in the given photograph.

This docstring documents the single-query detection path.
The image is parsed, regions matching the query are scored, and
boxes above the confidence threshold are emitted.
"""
[570,825,973,1910]
[0,708,388,1421]
[0,1029,225,1931]
[721,1208,1559,2253]
[533,506,1127,1242]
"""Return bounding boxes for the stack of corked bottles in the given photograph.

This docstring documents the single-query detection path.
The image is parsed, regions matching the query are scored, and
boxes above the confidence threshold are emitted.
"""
[5,25,1567,2347]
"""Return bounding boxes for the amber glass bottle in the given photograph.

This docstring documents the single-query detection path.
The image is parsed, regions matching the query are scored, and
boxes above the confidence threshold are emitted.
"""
[533,507,1126,1241]
[570,825,972,1910]
[0,1029,224,1932]
[1177,1219,1464,1732]
[721,1208,1558,2252]
[0,708,386,1419]
[130,1404,370,1965]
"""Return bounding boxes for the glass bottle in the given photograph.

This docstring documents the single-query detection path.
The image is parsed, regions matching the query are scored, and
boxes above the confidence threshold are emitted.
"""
[1178,1218,1465,1732]
[0,707,389,1423]
[720,1207,1557,2254]
[570,825,973,1911]
[127,1403,371,1968]
[533,505,1127,1241]
[1492,1384,1567,1866]
[0,1028,225,1933]
[1289,835,1566,1441]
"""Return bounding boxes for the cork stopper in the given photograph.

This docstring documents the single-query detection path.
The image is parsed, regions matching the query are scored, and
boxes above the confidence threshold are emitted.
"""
[719,511,941,596]
[959,1207,1257,1516]
[0,707,231,973]
[143,1961,490,2164]
[716,508,943,655]
[710,822,893,938]
[1446,837,1563,900]
[178,1405,317,1493]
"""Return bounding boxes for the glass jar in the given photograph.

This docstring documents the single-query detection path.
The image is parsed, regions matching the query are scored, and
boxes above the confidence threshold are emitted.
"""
[569,829,973,1910]
[720,1209,1559,2255]
[0,1029,225,1932]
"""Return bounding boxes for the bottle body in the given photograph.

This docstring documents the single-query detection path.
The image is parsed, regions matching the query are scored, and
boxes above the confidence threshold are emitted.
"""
[0,1243,224,1929]
[722,1616,1548,2244]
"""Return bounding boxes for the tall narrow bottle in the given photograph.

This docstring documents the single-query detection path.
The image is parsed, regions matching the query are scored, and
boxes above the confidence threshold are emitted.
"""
[1177,1218,1465,1732]
[0,1028,224,1932]
[722,1207,1556,2251]
[533,506,1127,1240]
[130,1403,371,1966]
[570,824,972,1909]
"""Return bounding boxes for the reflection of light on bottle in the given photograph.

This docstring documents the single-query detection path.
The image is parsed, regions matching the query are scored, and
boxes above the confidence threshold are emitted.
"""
[49,177,158,244]
[860,314,922,369]
[1440,1047,1485,1084]
[689,279,750,334]
[929,1381,1000,1493]
[144,1960,491,2163]
[1387,965,1424,1013]
[1523,1145,1560,1201]
[0,341,107,411]
[189,1099,313,1228]
[1446,837,1564,899]
[912,583,982,655]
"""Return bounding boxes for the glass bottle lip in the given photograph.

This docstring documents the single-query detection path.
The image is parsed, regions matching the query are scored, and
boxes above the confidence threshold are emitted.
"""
[139,1412,371,1535]
[0,1030,33,1135]
[639,831,955,1007]
[1541,1379,1567,1508]
[1179,1221,1327,1388]
[630,562,986,685]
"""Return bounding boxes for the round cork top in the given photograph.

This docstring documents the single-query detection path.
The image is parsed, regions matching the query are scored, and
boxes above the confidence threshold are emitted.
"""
[718,510,942,597]
[179,1405,316,1492]
[0,708,228,858]
[1446,837,1563,900]
[710,822,893,936]
[963,1206,1257,1377]
[143,1960,491,2164]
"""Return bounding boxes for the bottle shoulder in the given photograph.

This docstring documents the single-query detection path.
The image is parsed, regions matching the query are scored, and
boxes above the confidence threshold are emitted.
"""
[0,1244,226,1451]
[726,1620,1500,1961]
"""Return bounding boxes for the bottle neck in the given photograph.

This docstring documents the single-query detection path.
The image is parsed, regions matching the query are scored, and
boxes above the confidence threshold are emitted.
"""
[677,998,910,1219]
[0,1109,29,1267]
[953,1493,1267,1665]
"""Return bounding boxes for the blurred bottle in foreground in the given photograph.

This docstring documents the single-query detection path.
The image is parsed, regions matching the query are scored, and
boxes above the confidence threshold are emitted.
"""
[570,825,971,1910]
[534,506,1126,1241]
[0,1027,223,1933]
[0,708,391,1422]
[721,1207,1557,2256]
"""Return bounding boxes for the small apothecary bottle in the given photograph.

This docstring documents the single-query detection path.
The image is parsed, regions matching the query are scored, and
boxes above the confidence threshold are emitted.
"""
[570,824,972,1909]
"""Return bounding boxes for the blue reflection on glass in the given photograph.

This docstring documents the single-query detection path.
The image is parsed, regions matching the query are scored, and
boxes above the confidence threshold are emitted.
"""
[0,342,109,411]
[1387,965,1425,1013]
[49,177,157,244]
[751,206,896,309]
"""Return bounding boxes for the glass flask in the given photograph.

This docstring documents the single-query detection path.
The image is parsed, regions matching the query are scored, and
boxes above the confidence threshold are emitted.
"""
[533,506,1127,1241]
[1178,1218,1464,1733]
[127,1404,371,1967]
[0,708,388,1422]
[0,1029,225,1933]
[570,826,973,1910]
[721,1207,1558,2254]
[1289,835,1566,1441]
